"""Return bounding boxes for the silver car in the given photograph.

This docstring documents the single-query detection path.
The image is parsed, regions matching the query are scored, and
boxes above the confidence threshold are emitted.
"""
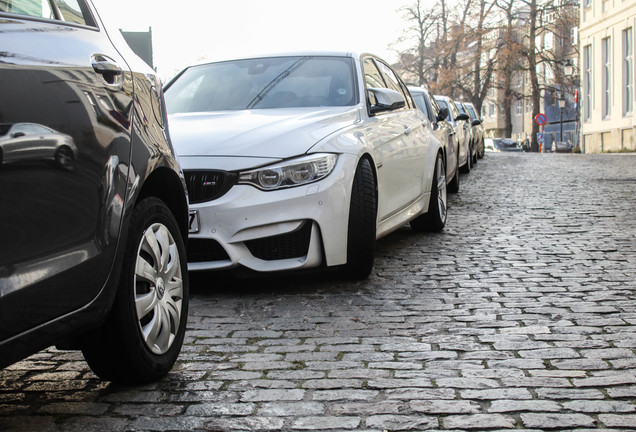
[0,123,77,169]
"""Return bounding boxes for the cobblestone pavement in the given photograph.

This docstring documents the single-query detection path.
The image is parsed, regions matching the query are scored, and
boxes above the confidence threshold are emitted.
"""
[1,153,636,432]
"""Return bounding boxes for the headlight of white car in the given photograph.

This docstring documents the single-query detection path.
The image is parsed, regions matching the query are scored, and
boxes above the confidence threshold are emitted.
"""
[238,153,338,190]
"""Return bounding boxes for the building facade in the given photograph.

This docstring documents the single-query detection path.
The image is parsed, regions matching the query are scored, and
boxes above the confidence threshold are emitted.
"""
[579,0,636,152]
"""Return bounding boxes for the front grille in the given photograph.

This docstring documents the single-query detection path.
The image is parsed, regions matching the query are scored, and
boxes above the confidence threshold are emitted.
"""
[185,170,237,204]
[245,221,313,261]
[187,238,230,263]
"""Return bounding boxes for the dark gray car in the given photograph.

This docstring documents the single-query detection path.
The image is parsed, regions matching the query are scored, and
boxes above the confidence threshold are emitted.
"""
[0,0,190,383]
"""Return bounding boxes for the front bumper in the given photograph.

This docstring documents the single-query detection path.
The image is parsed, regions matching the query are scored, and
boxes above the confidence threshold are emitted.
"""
[186,154,357,273]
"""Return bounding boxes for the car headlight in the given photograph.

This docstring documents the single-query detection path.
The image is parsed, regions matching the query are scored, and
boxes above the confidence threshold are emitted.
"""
[238,153,337,190]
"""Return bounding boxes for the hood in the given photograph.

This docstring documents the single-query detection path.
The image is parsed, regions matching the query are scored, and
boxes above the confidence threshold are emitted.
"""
[168,107,359,159]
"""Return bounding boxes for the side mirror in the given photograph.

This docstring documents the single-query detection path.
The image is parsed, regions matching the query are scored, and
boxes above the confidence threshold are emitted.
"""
[455,113,469,122]
[437,107,449,122]
[471,119,482,126]
[367,88,406,115]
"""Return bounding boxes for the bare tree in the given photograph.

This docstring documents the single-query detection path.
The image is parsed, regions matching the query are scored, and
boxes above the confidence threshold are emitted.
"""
[393,0,440,86]
[493,0,526,138]
[453,0,497,114]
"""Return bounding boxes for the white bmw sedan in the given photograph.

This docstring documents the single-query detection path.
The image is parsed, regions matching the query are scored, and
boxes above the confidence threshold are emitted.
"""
[164,52,446,279]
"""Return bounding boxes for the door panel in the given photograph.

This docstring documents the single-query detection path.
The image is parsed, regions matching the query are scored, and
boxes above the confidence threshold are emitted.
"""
[0,11,133,339]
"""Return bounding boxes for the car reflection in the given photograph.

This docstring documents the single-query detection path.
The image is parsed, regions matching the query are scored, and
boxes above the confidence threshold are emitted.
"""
[0,123,77,169]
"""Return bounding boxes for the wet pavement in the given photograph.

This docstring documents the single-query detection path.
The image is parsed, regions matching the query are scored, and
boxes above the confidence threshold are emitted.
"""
[1,152,636,431]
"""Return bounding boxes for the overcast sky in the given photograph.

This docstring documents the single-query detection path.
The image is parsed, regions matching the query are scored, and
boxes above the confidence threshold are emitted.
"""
[97,0,415,80]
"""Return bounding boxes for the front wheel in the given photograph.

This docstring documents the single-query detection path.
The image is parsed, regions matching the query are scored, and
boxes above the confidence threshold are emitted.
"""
[342,158,377,280]
[411,151,447,232]
[82,197,189,383]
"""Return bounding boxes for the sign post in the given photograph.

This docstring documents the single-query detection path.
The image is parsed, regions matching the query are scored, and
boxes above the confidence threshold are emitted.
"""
[535,113,547,152]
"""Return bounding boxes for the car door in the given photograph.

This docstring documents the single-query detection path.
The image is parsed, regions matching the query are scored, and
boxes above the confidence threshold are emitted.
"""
[0,0,134,340]
[361,57,428,223]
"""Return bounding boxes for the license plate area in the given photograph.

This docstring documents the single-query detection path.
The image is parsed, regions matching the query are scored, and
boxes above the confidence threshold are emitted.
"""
[188,209,200,233]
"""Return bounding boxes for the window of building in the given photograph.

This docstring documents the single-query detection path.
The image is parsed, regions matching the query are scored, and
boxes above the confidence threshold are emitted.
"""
[584,44,592,121]
[489,103,495,117]
[624,27,633,115]
[516,99,522,115]
[602,37,612,119]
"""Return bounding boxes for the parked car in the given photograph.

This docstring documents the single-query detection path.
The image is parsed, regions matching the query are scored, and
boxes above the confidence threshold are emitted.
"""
[485,138,496,152]
[492,138,523,152]
[0,123,77,170]
[0,0,190,383]
[462,101,485,160]
[434,95,471,173]
[553,141,574,153]
[409,85,460,193]
[453,101,477,166]
[165,52,446,280]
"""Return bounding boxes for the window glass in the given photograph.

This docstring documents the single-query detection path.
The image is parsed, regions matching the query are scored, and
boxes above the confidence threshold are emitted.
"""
[165,56,356,113]
[427,91,442,117]
[602,37,612,118]
[375,60,412,108]
[54,0,87,25]
[362,57,385,89]
[1,0,54,18]
[0,0,91,25]
[454,101,467,114]
[465,104,478,120]
[412,93,430,119]
[624,27,633,115]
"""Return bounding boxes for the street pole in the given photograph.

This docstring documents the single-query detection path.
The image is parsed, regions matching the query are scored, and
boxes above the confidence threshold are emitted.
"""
[560,107,563,142]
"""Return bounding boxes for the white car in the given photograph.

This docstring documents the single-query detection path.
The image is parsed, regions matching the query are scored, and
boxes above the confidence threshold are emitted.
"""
[164,52,446,279]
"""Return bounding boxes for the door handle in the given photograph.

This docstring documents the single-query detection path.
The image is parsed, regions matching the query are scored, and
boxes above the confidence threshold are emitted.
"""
[91,54,123,86]
[404,125,412,135]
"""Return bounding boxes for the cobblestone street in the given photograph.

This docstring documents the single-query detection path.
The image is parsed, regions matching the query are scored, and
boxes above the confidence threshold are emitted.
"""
[1,152,636,431]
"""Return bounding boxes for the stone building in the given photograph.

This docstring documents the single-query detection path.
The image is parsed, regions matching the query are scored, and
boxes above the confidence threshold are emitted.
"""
[579,0,636,152]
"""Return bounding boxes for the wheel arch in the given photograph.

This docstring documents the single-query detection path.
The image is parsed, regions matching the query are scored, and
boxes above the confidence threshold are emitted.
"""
[135,167,189,241]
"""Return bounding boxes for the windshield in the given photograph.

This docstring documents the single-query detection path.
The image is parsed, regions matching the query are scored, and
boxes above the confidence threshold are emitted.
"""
[165,56,356,113]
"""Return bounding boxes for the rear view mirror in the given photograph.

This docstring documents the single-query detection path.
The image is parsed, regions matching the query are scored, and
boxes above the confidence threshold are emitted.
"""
[455,113,469,121]
[471,119,482,126]
[437,107,449,122]
[368,88,406,115]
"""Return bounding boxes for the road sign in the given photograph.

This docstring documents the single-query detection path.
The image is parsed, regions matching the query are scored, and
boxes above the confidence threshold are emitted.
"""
[535,113,547,125]
[537,133,544,143]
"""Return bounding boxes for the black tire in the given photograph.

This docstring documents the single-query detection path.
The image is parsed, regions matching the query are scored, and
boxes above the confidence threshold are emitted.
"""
[447,151,460,194]
[410,151,447,232]
[342,158,376,280]
[82,197,189,383]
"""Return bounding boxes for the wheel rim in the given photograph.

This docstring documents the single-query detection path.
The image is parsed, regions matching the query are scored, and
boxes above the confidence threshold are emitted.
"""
[436,156,447,222]
[134,222,184,355]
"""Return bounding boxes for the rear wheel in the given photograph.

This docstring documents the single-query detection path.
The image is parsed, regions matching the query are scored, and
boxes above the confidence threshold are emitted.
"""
[82,197,189,383]
[411,151,447,232]
[342,158,376,280]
